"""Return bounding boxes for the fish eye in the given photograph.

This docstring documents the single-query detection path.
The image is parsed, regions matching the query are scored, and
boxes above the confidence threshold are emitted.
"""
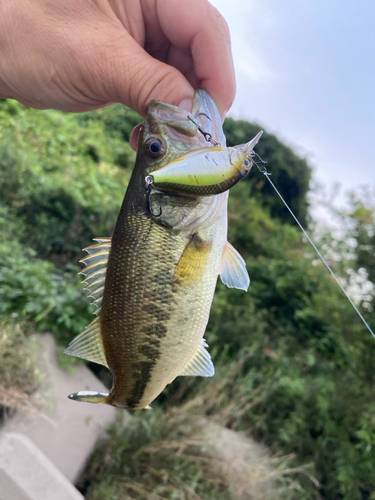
[146,138,165,158]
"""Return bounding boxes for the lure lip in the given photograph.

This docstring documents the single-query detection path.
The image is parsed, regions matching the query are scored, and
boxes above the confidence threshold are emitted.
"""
[237,130,263,157]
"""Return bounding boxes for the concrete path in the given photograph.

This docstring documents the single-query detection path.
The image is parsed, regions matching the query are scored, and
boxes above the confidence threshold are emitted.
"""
[0,433,83,500]
[0,333,121,499]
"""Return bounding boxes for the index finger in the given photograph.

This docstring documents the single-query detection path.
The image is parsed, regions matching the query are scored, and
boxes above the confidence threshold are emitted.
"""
[155,0,236,118]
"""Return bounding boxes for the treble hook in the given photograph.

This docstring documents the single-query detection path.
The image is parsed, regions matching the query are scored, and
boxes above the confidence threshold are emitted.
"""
[187,116,220,146]
[194,112,212,121]
[132,176,162,217]
[251,151,269,175]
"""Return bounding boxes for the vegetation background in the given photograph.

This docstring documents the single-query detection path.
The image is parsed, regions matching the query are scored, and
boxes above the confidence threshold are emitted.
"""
[0,99,374,499]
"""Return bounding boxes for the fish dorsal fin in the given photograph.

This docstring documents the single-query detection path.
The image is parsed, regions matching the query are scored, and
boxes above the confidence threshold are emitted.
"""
[79,238,112,317]
[180,339,215,377]
[219,242,250,291]
[64,317,108,368]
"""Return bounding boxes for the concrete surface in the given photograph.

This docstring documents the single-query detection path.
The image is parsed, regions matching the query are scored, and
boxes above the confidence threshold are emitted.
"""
[2,333,119,483]
[0,432,83,500]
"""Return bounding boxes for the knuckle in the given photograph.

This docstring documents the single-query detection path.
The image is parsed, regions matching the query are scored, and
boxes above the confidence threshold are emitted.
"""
[136,64,181,113]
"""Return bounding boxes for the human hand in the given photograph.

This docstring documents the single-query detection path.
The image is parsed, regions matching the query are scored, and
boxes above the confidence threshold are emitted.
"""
[0,0,235,123]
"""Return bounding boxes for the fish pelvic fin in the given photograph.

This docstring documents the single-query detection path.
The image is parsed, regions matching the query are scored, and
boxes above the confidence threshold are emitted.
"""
[68,391,109,404]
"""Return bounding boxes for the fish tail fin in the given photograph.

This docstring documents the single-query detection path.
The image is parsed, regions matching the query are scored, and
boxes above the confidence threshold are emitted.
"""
[68,390,109,404]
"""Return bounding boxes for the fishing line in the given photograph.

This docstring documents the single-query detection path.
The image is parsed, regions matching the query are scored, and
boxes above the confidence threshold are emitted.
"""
[252,152,375,339]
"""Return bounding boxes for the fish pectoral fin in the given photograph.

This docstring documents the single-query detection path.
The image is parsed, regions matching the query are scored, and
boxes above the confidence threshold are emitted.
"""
[180,339,215,377]
[219,242,250,291]
[64,318,108,368]
[68,391,108,404]
[175,233,212,285]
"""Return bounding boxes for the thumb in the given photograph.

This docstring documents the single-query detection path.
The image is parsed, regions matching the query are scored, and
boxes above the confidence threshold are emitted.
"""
[92,31,194,116]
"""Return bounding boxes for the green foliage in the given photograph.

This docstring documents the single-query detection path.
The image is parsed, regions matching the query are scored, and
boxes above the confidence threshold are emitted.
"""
[0,99,134,266]
[0,207,92,344]
[179,184,374,499]
[0,100,134,344]
[0,99,374,500]
[346,190,375,319]
[77,104,142,144]
[158,183,375,499]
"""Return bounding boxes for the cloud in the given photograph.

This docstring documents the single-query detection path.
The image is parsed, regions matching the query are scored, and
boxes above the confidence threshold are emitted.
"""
[232,34,274,83]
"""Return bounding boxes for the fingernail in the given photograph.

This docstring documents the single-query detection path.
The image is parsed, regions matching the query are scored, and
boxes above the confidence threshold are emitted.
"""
[178,98,193,113]
[130,123,143,151]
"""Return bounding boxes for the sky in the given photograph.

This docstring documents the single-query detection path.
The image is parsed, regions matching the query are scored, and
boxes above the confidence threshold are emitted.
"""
[210,0,375,217]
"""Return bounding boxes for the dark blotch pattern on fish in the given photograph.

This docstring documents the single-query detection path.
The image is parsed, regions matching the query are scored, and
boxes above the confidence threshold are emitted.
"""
[143,323,168,339]
[127,360,154,408]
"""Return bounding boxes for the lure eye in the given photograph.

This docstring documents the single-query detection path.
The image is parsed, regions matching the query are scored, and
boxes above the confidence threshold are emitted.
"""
[243,158,251,169]
[146,138,165,158]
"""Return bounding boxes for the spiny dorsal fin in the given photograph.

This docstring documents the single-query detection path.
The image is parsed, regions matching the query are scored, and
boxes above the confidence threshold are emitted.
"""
[79,238,112,317]
[64,317,108,367]
[219,242,250,291]
[66,238,112,365]
[180,338,215,377]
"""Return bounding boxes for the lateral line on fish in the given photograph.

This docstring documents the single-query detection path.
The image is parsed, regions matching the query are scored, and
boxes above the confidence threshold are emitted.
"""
[253,153,375,340]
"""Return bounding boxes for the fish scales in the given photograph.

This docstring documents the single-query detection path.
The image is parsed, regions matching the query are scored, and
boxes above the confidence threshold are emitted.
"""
[101,212,183,408]
[65,89,262,409]
[100,200,227,409]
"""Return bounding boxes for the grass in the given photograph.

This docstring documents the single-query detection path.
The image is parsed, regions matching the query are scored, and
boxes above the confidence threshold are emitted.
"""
[0,319,41,421]
[78,367,317,500]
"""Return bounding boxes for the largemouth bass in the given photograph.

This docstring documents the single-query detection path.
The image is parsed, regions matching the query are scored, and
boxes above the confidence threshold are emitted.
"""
[65,90,262,409]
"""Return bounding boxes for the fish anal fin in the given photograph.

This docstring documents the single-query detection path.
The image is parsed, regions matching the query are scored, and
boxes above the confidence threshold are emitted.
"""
[175,233,212,285]
[64,318,108,368]
[180,338,215,377]
[219,242,250,291]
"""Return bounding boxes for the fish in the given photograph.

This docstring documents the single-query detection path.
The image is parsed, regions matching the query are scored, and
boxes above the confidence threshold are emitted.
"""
[65,89,262,410]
